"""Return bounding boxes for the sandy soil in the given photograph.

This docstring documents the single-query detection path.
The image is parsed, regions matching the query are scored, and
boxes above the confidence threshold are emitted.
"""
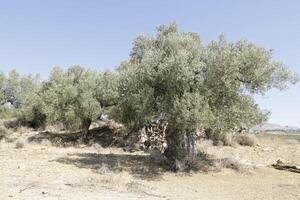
[0,131,299,200]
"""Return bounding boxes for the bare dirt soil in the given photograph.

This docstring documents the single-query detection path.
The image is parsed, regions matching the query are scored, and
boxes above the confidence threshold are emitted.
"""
[0,130,300,200]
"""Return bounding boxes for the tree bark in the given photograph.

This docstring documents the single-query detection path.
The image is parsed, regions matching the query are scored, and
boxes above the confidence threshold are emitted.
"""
[164,128,198,171]
[81,119,91,135]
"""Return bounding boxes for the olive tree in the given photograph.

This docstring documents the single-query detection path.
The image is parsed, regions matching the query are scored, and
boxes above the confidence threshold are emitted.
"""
[42,66,102,134]
[115,23,298,169]
[0,70,44,124]
[3,70,23,107]
[0,71,5,113]
[0,70,40,108]
[16,79,46,129]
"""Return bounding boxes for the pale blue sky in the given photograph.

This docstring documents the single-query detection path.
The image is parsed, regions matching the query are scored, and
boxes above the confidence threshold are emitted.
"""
[0,0,299,127]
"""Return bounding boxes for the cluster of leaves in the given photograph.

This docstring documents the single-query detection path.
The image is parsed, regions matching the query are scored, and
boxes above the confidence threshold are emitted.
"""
[42,66,102,132]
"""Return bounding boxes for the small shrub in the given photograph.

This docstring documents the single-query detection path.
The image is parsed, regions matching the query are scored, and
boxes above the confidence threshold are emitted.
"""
[206,130,257,147]
[0,126,8,140]
[3,118,20,129]
[44,123,65,132]
[16,126,31,134]
[221,157,257,172]
[206,131,236,146]
[222,133,237,146]
[236,134,257,146]
[15,140,24,149]
[97,163,111,174]
[196,138,213,152]
[189,151,219,172]
[150,150,166,164]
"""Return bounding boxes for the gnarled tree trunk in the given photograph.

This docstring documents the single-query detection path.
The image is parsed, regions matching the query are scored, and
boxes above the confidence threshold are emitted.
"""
[81,118,92,135]
[164,128,198,171]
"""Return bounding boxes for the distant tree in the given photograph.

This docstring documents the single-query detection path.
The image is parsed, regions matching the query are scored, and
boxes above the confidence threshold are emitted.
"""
[16,78,46,129]
[42,66,102,134]
[0,71,5,112]
[0,70,44,124]
[1,70,40,108]
[3,70,22,107]
[115,23,298,169]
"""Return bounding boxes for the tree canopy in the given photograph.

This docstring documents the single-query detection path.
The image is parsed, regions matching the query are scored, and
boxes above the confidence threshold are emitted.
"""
[41,66,102,133]
[0,72,5,112]
[114,23,298,167]
[117,23,297,133]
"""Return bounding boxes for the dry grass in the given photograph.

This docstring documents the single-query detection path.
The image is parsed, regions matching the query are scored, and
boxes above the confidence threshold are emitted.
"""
[0,129,299,200]
[96,166,163,197]
[286,139,299,145]
[236,134,257,146]
[15,139,25,149]
[15,126,32,134]
[222,133,237,146]
[191,152,258,173]
[219,157,257,172]
[207,132,237,146]
[206,131,257,147]
[149,150,166,164]
[194,138,259,172]
[44,123,65,132]
[2,118,20,129]
[0,126,8,141]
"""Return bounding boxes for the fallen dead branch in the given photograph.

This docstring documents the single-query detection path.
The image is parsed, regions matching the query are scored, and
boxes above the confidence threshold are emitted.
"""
[19,184,35,193]
[271,160,300,174]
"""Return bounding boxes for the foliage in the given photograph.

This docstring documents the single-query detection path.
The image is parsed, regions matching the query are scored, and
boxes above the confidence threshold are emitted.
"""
[116,23,297,132]
[0,71,5,113]
[202,35,298,132]
[16,84,47,129]
[0,67,119,132]
[1,70,40,108]
[42,66,102,133]
[0,70,45,127]
[95,71,119,115]
[114,23,298,166]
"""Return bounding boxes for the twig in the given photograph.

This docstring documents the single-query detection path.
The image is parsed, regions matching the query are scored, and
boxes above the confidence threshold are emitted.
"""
[19,184,34,193]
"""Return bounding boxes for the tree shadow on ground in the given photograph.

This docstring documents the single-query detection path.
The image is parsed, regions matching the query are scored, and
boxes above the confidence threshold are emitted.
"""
[27,125,121,147]
[55,152,165,180]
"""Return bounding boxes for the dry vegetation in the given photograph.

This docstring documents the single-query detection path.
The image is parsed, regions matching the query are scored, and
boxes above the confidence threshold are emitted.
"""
[206,131,257,147]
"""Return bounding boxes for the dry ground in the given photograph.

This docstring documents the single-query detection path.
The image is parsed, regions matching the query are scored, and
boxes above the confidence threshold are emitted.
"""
[0,130,300,200]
